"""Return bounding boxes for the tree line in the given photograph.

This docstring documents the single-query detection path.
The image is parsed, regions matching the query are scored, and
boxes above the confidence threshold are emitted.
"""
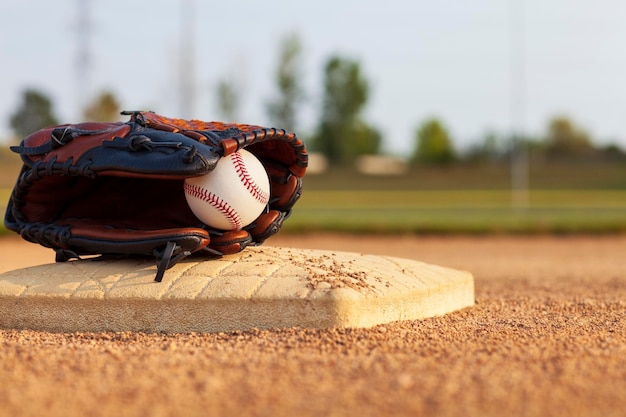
[7,33,626,167]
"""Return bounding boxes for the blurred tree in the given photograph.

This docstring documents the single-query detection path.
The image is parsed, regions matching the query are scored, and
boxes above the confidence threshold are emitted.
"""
[266,32,305,132]
[215,78,240,122]
[350,120,382,156]
[599,143,626,162]
[82,91,121,122]
[412,118,456,165]
[311,56,380,164]
[465,131,502,163]
[544,116,594,156]
[9,89,59,138]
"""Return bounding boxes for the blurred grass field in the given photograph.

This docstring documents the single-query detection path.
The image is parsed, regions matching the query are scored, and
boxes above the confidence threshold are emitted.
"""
[285,189,626,234]
[283,164,626,234]
[2,187,624,235]
[1,151,625,235]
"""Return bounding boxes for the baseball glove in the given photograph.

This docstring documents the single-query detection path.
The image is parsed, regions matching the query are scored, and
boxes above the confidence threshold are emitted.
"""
[4,111,307,281]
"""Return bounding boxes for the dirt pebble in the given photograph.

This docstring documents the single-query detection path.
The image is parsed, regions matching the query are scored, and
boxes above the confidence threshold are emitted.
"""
[1,234,626,417]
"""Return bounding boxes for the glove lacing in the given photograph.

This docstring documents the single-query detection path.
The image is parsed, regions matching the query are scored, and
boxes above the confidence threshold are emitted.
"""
[153,242,192,282]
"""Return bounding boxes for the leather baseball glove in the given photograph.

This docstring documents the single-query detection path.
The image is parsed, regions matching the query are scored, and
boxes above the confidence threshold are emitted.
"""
[4,111,307,281]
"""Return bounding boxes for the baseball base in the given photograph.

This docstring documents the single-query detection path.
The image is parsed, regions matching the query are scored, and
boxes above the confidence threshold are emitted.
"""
[0,246,475,333]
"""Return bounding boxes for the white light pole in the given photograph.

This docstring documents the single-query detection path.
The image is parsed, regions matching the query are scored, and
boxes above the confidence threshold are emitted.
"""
[75,0,93,119]
[510,0,529,209]
[179,0,197,118]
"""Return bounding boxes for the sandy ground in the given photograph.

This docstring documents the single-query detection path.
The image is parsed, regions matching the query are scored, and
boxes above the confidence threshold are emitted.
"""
[1,233,626,417]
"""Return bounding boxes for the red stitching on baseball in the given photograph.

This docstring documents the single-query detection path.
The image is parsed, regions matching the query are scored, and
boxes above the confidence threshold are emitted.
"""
[232,152,270,204]
[184,182,241,230]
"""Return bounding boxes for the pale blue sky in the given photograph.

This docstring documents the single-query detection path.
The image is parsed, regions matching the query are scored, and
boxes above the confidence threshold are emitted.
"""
[1,0,625,154]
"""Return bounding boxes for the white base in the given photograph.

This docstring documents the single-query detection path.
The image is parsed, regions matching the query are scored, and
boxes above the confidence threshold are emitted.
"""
[0,247,474,333]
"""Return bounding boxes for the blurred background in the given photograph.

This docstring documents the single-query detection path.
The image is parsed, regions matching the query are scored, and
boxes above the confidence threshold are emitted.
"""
[1,0,625,235]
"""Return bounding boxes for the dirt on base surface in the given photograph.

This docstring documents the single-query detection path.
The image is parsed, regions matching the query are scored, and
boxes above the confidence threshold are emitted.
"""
[1,234,625,417]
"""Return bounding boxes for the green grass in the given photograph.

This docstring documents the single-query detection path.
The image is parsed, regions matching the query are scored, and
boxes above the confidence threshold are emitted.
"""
[283,189,626,234]
[295,189,626,208]
[4,129,626,236]
[303,163,626,190]
[2,187,626,237]
[0,188,9,235]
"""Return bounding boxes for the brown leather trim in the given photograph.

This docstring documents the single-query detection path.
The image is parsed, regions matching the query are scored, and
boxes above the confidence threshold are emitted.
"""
[210,242,244,255]
[209,230,250,254]
[247,211,280,237]
[44,125,132,163]
[220,139,239,156]
[67,221,210,242]
[290,163,307,178]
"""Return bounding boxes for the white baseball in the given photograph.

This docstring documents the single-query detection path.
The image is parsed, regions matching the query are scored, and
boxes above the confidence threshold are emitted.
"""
[184,149,270,231]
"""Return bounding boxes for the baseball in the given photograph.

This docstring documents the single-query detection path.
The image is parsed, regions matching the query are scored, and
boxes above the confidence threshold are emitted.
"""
[184,149,271,231]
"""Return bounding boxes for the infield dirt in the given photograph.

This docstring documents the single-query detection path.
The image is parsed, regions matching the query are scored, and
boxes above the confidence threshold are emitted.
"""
[1,234,625,417]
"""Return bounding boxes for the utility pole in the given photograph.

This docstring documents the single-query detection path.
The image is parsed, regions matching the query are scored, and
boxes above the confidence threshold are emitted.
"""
[509,0,529,209]
[75,0,93,119]
[179,0,197,118]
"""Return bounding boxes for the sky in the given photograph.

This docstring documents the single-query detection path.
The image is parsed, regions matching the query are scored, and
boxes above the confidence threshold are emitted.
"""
[1,0,625,155]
